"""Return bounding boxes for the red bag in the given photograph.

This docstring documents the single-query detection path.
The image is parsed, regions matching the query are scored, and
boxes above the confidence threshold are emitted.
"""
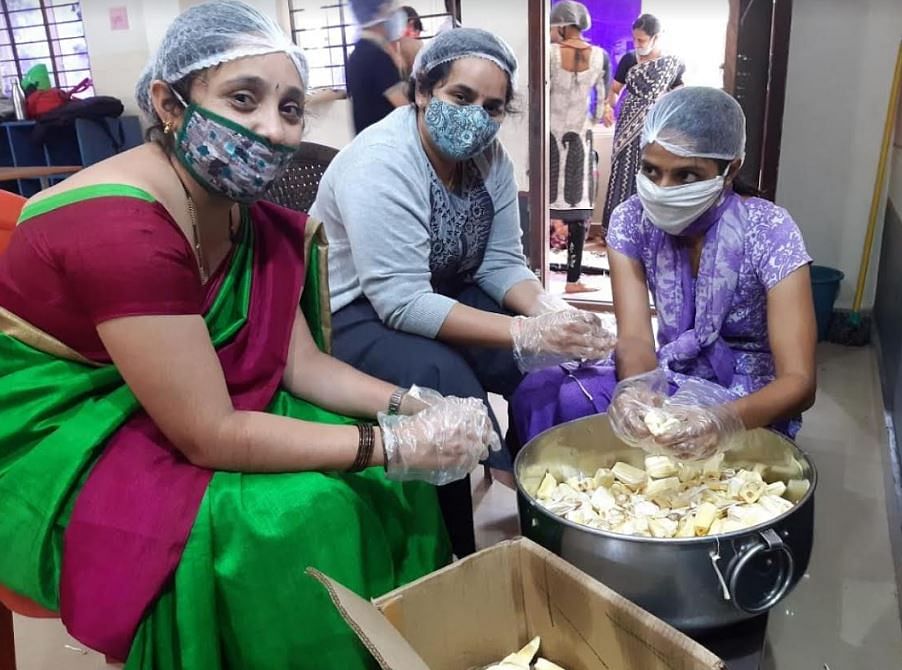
[26,77,92,119]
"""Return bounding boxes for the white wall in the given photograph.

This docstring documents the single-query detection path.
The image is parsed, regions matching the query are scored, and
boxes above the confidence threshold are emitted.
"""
[81,0,155,115]
[642,0,729,88]
[457,0,531,187]
[82,0,285,117]
[777,0,902,310]
[890,77,902,211]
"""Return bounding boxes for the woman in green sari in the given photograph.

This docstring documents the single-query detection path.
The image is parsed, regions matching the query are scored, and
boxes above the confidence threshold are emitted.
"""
[0,2,497,667]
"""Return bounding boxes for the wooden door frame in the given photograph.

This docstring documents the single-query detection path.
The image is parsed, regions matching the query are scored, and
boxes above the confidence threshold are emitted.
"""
[527,0,548,283]
[760,0,793,199]
[724,0,793,200]
[525,0,616,312]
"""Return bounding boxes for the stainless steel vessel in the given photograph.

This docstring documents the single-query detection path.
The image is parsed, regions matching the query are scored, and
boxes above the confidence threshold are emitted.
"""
[515,414,816,632]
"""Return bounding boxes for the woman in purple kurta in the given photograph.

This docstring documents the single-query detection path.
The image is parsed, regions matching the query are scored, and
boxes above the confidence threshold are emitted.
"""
[514,87,817,450]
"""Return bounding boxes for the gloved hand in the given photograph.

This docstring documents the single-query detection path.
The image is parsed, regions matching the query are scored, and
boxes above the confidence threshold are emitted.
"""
[397,385,445,415]
[511,308,616,373]
[609,369,669,445]
[610,373,745,462]
[378,395,501,485]
[645,378,745,460]
[533,293,574,314]
[644,403,744,461]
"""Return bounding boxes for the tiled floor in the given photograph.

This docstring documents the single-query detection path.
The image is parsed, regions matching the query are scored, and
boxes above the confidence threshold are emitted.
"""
[547,246,613,303]
[10,345,902,669]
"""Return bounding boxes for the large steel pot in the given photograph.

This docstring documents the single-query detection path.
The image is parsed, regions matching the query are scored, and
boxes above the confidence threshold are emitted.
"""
[515,414,816,632]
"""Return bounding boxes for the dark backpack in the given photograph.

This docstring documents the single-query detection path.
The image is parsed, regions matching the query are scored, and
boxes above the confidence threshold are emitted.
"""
[31,95,125,146]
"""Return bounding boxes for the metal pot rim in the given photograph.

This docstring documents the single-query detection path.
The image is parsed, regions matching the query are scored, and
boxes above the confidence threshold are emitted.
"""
[514,418,818,545]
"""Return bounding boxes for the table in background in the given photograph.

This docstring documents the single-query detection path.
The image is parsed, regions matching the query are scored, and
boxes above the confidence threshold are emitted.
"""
[0,165,81,191]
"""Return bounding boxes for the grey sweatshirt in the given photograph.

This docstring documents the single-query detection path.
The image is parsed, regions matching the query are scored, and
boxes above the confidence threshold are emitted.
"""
[310,106,535,338]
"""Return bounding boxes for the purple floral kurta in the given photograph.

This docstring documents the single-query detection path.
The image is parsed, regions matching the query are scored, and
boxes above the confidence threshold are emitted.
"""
[512,193,811,444]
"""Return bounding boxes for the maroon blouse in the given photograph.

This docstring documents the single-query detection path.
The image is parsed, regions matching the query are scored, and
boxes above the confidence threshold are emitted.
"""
[0,193,204,362]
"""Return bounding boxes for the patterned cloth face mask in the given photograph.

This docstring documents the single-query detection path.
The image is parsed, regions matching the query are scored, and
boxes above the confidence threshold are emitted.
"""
[424,98,501,161]
[174,103,297,203]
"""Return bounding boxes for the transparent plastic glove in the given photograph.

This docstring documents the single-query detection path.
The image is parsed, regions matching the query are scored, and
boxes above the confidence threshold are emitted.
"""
[378,396,501,485]
[644,404,744,461]
[511,310,616,372]
[397,385,445,415]
[609,369,669,445]
[533,293,575,315]
[645,379,745,461]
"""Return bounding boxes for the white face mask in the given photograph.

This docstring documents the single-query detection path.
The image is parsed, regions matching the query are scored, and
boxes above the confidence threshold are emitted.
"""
[635,169,727,235]
[636,38,655,57]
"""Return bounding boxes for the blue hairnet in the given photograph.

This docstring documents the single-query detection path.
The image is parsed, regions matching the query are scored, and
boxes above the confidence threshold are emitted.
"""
[551,1,591,31]
[349,0,400,27]
[641,86,747,161]
[413,27,518,84]
[135,0,308,124]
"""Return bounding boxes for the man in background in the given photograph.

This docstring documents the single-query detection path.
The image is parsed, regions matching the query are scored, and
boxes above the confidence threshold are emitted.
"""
[346,0,409,134]
[399,6,423,78]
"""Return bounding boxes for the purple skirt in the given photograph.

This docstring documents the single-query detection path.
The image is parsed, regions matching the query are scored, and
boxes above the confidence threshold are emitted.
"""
[513,364,621,444]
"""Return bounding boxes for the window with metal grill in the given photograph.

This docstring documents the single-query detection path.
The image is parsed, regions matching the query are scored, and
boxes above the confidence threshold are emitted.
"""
[0,0,92,97]
[287,0,458,90]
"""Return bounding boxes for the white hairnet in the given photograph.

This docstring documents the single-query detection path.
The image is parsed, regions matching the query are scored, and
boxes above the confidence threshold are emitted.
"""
[349,0,400,27]
[413,27,518,83]
[550,1,591,31]
[641,86,746,161]
[135,0,308,124]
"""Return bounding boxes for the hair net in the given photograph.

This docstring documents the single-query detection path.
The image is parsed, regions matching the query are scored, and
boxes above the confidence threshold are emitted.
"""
[349,0,400,27]
[550,1,591,31]
[640,86,746,161]
[413,27,518,83]
[135,0,308,124]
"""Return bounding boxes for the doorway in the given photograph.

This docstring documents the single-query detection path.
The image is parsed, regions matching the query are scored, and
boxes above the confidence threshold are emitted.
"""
[527,0,793,308]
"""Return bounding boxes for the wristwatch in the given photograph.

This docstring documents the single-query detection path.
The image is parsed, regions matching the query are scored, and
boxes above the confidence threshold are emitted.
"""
[388,387,407,415]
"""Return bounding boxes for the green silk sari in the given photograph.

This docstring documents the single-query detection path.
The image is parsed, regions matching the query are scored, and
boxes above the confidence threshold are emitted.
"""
[0,187,449,668]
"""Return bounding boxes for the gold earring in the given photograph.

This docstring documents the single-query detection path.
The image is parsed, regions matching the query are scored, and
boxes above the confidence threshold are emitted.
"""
[163,120,174,135]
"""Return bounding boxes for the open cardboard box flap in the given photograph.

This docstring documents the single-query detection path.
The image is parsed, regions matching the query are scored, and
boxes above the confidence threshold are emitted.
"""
[307,568,431,670]
[310,537,726,670]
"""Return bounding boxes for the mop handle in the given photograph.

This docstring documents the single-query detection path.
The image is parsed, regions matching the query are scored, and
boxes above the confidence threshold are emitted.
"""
[853,41,902,313]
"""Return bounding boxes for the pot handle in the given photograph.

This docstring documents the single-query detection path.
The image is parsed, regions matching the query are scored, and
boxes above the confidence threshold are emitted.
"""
[727,528,795,614]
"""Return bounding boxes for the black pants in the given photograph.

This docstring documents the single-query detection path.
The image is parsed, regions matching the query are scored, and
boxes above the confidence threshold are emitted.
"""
[331,285,524,557]
[552,209,591,283]
[566,219,587,283]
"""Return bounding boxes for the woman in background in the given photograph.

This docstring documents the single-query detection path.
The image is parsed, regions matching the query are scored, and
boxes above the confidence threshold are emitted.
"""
[548,1,611,293]
[601,13,684,244]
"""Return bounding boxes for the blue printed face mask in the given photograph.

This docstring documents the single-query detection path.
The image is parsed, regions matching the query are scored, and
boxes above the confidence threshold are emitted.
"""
[423,98,501,161]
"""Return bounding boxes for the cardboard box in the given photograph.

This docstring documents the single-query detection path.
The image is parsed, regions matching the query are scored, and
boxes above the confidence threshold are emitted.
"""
[310,537,726,670]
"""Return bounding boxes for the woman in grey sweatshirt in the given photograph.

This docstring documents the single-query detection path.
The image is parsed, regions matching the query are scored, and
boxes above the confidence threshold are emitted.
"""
[310,28,612,557]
